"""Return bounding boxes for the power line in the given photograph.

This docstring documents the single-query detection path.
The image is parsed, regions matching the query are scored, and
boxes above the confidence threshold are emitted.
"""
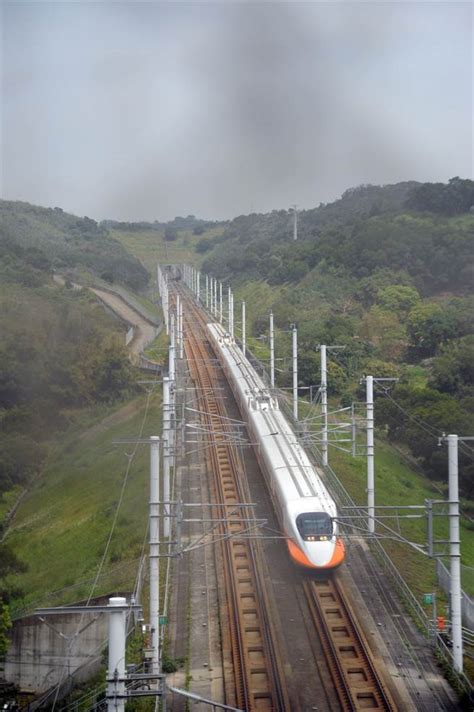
[49,388,156,711]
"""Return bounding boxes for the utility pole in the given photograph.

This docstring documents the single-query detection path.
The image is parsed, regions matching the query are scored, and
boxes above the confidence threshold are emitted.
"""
[321,345,328,467]
[230,292,234,338]
[292,205,298,241]
[149,436,161,675]
[292,324,298,421]
[107,597,127,712]
[448,434,463,672]
[366,376,375,534]
[269,312,275,388]
[163,378,171,538]
[242,300,246,356]
[169,313,175,382]
[228,287,232,334]
[219,282,223,324]
[176,295,181,358]
[163,279,169,336]
[197,272,200,303]
[178,297,184,360]
[351,402,356,457]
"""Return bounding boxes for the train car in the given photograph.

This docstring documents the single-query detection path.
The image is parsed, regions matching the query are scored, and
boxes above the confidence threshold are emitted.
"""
[207,322,345,570]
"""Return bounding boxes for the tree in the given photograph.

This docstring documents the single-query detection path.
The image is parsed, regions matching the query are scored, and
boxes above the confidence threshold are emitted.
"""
[429,336,474,396]
[376,285,420,316]
[407,303,457,358]
[360,306,407,361]
[164,226,178,242]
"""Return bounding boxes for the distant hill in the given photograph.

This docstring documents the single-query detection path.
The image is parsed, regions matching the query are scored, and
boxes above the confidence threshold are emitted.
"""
[0,200,149,290]
[201,179,474,295]
[195,179,474,497]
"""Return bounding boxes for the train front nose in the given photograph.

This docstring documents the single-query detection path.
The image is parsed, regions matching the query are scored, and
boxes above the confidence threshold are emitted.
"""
[305,541,336,567]
[306,539,345,569]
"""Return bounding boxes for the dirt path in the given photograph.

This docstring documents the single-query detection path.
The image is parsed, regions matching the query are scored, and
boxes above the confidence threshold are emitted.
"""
[90,288,158,356]
[52,275,159,357]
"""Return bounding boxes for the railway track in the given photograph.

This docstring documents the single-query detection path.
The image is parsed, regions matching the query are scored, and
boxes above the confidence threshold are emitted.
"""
[176,285,289,712]
[303,576,396,711]
[170,278,399,711]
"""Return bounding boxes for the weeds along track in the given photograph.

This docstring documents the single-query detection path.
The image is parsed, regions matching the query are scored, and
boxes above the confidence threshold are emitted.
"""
[174,285,289,711]
[303,576,396,711]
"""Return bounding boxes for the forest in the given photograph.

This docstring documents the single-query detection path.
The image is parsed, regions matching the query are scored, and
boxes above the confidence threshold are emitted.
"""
[200,178,474,497]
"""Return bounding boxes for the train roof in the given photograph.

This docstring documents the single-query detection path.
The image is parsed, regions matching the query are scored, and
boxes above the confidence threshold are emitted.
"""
[207,322,278,411]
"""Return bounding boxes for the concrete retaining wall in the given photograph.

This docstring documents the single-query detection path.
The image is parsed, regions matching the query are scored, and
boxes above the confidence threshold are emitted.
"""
[4,593,131,695]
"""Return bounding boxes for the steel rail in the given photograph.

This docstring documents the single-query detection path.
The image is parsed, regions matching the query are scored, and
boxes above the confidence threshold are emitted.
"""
[303,576,396,711]
[176,286,288,712]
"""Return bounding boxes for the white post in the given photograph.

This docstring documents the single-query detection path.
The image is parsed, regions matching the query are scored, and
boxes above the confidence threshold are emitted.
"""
[150,437,160,675]
[163,284,169,336]
[178,297,184,359]
[292,325,298,421]
[321,345,328,467]
[214,278,218,317]
[206,275,209,309]
[366,376,375,535]
[210,278,214,316]
[197,271,200,302]
[242,300,246,356]
[269,312,275,388]
[351,402,356,457]
[176,295,181,358]
[219,282,223,324]
[230,292,234,338]
[448,434,463,672]
[227,287,232,333]
[106,597,127,712]
[169,313,175,382]
[163,379,171,538]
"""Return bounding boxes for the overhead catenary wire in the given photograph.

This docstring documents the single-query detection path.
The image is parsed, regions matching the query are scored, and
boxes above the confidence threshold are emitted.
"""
[375,385,474,462]
[49,387,156,711]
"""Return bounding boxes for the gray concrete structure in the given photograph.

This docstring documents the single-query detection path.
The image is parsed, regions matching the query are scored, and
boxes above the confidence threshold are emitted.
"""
[4,593,131,695]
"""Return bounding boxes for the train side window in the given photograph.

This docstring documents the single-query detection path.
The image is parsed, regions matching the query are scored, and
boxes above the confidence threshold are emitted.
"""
[296,512,332,541]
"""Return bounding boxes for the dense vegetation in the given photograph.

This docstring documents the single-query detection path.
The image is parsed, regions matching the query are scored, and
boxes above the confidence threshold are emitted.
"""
[0,200,149,289]
[201,179,474,497]
[0,202,143,652]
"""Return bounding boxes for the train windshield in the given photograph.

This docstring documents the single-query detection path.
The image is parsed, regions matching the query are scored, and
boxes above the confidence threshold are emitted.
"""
[296,512,332,541]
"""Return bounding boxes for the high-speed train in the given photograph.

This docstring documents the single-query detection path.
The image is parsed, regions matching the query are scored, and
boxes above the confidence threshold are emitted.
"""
[207,322,345,571]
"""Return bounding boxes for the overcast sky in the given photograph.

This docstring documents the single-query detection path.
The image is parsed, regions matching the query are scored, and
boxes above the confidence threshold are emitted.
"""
[1,1,472,222]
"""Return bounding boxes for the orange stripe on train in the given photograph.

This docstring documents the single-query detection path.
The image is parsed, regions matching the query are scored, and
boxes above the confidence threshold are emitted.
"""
[287,538,345,569]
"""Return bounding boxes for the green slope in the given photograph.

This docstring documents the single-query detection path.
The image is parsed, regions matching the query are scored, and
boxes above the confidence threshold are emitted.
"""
[5,391,161,617]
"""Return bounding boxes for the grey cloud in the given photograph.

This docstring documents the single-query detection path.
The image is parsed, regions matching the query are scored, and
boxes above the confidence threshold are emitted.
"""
[1,1,472,221]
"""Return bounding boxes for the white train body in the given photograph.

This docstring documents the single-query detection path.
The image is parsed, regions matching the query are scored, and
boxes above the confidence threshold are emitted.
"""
[207,322,345,570]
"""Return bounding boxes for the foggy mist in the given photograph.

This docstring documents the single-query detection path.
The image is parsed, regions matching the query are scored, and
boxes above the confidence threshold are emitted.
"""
[1,1,472,221]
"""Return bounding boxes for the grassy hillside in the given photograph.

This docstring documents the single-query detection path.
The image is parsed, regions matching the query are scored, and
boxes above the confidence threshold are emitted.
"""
[0,199,153,651]
[4,392,161,616]
[109,224,225,276]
